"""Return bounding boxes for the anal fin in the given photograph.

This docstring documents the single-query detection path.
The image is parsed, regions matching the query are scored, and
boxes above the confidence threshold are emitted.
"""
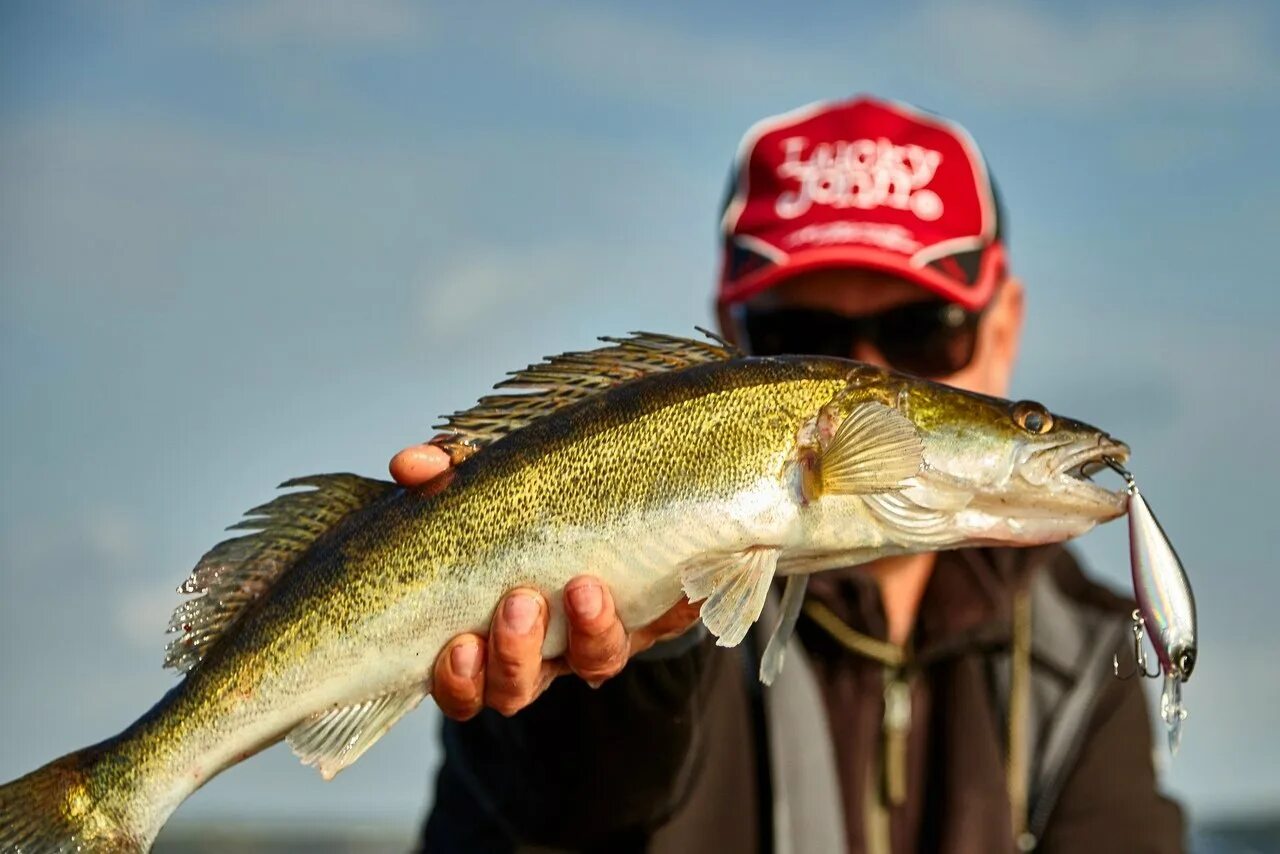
[680,546,779,647]
[288,684,426,780]
[760,575,808,686]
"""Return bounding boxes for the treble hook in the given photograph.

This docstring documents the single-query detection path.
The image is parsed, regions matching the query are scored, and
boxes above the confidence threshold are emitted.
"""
[1114,608,1161,679]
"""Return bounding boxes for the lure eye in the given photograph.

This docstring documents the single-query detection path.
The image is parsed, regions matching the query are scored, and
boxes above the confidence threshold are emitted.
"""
[1178,648,1196,680]
[1012,401,1054,435]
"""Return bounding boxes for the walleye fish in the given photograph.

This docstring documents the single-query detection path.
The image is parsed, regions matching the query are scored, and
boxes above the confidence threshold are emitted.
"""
[0,332,1130,852]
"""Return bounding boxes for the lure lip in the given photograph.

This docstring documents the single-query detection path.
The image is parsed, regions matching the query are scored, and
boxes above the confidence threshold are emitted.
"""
[1173,646,1196,682]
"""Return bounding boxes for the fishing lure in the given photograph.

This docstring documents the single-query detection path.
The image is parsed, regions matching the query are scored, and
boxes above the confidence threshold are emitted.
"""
[1105,458,1197,754]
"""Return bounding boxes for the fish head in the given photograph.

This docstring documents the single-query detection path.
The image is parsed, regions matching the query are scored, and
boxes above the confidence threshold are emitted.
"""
[826,364,1130,548]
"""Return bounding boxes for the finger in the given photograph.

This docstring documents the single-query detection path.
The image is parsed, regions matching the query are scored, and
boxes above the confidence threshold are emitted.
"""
[485,589,549,716]
[389,443,451,487]
[563,576,629,686]
[431,634,487,721]
[630,597,703,655]
[535,658,572,696]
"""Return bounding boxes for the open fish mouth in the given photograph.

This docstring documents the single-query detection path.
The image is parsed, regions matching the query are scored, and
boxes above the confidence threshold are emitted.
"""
[1056,439,1131,503]
[1059,440,1129,479]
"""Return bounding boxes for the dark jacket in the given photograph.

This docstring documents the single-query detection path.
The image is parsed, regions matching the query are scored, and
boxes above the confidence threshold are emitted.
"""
[420,546,1184,853]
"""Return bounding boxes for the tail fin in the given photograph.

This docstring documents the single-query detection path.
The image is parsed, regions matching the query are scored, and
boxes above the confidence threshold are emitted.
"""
[0,747,144,853]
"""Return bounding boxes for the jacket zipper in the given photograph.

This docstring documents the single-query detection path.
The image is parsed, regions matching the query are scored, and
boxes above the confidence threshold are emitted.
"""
[883,667,912,808]
[866,666,912,854]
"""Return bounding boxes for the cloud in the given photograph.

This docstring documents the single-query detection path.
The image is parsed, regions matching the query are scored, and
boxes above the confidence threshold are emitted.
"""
[198,0,429,49]
[0,507,141,578]
[910,0,1278,106]
[417,245,585,338]
[512,5,837,110]
[114,588,179,650]
[1108,121,1241,175]
[508,1,1276,114]
[0,115,445,307]
[85,509,144,567]
[415,238,647,346]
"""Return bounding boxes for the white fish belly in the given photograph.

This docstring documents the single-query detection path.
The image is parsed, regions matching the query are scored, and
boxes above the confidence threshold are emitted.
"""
[174,478,807,808]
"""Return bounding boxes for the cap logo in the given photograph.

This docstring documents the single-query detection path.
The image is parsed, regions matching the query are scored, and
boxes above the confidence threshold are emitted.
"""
[783,222,921,253]
[774,136,944,222]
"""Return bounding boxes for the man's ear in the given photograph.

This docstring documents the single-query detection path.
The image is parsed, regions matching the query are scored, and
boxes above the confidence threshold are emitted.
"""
[983,277,1025,395]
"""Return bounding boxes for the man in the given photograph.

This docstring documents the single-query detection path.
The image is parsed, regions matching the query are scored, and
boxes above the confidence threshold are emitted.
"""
[393,96,1184,852]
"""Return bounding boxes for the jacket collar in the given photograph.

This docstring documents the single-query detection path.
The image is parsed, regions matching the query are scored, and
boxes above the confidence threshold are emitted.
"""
[803,545,1081,673]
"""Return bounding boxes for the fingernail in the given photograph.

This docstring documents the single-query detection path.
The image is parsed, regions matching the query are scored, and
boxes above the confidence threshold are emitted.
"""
[586,678,604,690]
[451,641,480,679]
[504,594,540,635]
[567,581,603,621]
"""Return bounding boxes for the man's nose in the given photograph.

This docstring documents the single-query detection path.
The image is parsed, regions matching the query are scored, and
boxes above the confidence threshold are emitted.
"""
[851,339,890,368]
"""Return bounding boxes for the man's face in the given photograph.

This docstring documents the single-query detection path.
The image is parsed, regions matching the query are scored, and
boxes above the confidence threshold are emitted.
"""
[718,268,1025,398]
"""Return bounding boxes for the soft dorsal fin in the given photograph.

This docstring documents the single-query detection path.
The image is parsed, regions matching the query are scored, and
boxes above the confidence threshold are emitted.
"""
[165,474,396,672]
[436,330,737,448]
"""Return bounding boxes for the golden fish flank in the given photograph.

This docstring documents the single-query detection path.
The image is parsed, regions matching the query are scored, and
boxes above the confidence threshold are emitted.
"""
[0,332,1129,852]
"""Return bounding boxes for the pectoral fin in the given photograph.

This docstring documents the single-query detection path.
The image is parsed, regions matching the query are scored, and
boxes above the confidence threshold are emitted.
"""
[288,684,427,780]
[760,574,808,686]
[817,402,924,495]
[681,546,780,647]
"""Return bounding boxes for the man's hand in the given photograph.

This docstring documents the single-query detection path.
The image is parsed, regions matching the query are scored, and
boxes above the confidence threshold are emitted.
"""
[390,442,702,721]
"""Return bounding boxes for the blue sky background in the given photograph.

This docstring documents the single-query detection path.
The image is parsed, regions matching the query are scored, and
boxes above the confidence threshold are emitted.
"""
[2,0,1278,841]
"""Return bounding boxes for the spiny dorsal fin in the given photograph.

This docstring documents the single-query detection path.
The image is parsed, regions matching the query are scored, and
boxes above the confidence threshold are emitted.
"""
[288,684,427,780]
[164,473,396,672]
[436,329,737,448]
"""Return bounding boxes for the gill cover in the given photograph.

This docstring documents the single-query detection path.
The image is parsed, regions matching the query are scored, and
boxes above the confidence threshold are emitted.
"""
[683,401,924,668]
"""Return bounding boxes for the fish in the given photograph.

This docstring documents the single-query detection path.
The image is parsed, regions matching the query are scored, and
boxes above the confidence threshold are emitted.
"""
[1106,458,1198,754]
[0,332,1131,852]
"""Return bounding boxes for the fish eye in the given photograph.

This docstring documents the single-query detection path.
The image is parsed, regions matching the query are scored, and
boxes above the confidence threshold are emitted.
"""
[1012,401,1054,435]
[1178,648,1196,679]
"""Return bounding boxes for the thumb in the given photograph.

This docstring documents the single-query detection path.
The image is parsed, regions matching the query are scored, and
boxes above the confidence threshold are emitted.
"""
[389,443,452,486]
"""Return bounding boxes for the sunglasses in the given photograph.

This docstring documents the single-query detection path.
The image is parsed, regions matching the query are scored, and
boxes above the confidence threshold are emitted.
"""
[736,300,984,377]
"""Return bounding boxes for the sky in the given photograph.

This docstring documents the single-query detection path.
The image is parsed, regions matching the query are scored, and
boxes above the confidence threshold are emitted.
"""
[2,0,1278,842]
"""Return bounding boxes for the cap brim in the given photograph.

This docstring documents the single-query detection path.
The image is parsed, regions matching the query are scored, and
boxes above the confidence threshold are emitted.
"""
[718,243,1004,312]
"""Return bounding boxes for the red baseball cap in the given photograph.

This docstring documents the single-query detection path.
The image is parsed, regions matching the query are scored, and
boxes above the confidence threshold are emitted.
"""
[717,95,1006,311]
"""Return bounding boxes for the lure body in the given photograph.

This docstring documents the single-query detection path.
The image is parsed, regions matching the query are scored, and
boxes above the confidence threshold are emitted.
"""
[1113,460,1198,755]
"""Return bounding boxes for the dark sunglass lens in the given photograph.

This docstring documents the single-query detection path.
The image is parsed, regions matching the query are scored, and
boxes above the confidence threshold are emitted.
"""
[875,302,978,376]
[744,308,856,357]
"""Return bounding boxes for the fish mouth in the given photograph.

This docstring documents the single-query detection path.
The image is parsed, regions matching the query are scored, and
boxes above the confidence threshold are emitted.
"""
[1054,438,1131,509]
[1058,439,1129,482]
